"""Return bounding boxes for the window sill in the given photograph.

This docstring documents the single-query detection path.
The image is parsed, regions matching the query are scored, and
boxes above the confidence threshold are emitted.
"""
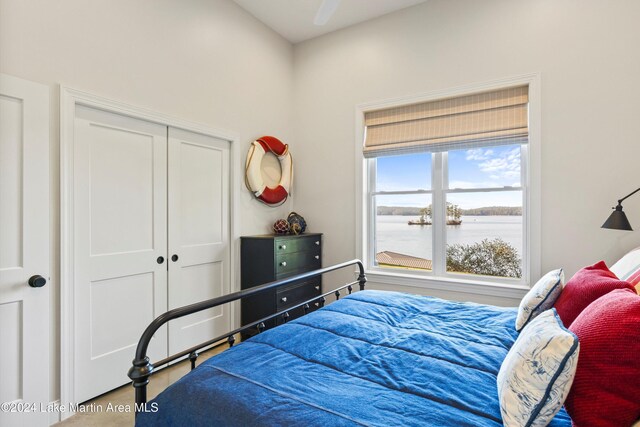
[363,268,530,300]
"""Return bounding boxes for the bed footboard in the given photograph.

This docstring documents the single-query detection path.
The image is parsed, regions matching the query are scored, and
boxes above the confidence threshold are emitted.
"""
[128,259,366,414]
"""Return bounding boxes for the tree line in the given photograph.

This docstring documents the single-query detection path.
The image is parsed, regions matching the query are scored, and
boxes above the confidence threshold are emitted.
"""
[377,205,522,216]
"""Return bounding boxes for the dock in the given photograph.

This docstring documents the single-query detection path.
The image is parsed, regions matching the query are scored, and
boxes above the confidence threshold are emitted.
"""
[375,251,433,270]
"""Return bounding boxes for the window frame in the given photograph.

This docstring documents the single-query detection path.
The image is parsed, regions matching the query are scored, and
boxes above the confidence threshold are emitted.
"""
[368,148,528,286]
[356,75,541,296]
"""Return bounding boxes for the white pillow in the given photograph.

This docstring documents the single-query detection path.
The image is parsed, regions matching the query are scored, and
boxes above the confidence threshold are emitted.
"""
[610,246,640,280]
[515,269,564,331]
[498,309,579,427]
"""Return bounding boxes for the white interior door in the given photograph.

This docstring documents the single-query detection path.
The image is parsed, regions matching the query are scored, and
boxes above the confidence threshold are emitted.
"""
[0,75,50,426]
[167,127,231,354]
[73,106,168,402]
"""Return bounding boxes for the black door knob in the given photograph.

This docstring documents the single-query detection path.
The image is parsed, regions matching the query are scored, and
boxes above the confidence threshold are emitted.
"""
[28,275,46,288]
[157,256,165,264]
[171,254,179,262]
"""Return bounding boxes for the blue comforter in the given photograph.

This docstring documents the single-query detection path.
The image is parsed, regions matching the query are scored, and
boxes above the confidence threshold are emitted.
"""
[137,290,571,426]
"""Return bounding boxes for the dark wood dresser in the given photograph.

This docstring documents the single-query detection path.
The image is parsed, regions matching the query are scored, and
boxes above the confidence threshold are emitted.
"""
[240,233,322,338]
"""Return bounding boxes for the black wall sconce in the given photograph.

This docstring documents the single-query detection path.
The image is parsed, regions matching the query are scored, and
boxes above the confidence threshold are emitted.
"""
[602,187,640,231]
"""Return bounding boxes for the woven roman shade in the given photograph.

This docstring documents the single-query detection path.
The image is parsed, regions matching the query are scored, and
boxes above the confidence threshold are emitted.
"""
[363,86,528,157]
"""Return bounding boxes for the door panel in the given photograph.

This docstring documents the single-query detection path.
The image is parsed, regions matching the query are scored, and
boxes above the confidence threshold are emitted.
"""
[89,125,155,255]
[74,106,168,402]
[171,262,224,326]
[168,128,230,354]
[0,301,23,402]
[179,142,224,245]
[89,273,156,358]
[0,94,23,270]
[0,74,49,426]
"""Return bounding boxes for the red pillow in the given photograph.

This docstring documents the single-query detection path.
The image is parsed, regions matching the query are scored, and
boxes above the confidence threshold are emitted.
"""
[565,288,640,427]
[554,261,634,326]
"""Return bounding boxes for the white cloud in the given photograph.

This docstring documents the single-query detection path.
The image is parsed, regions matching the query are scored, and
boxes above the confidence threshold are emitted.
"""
[465,148,494,161]
[477,147,521,181]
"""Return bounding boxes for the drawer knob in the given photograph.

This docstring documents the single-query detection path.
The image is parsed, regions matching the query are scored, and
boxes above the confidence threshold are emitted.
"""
[315,285,320,291]
[280,261,287,267]
[314,255,320,260]
[280,244,287,250]
[315,241,320,245]
[281,297,287,303]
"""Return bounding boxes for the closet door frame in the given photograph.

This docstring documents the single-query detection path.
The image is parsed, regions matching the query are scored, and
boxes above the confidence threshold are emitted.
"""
[60,87,240,418]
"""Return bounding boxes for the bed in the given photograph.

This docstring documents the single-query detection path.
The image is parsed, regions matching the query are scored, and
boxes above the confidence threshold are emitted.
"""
[136,290,570,426]
[130,260,572,426]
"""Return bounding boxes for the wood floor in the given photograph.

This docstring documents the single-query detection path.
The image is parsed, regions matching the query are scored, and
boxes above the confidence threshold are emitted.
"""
[54,342,230,426]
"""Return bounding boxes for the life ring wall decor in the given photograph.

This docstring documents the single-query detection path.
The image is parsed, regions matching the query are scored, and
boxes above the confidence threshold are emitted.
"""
[245,136,293,206]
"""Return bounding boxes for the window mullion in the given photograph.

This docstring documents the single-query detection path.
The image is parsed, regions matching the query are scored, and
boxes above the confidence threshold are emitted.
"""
[432,152,446,276]
[372,190,433,196]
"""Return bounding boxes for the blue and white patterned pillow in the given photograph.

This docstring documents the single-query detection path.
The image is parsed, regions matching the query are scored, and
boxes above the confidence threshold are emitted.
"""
[515,269,564,331]
[498,309,579,427]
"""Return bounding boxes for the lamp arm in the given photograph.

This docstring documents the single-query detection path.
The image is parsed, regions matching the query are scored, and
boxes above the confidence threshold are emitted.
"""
[618,187,640,204]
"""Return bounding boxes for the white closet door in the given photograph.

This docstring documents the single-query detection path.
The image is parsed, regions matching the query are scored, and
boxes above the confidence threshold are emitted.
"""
[73,106,168,402]
[167,127,231,354]
[0,74,49,427]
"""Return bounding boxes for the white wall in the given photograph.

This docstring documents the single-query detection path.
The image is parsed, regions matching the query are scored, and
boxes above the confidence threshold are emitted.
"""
[4,0,640,410]
[0,0,294,404]
[292,0,640,304]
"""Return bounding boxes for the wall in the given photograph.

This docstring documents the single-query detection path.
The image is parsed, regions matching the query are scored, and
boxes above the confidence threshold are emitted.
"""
[4,0,640,412]
[0,0,294,405]
[292,0,640,303]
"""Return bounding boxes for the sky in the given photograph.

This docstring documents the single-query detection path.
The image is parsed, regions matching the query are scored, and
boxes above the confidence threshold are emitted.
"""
[376,144,523,209]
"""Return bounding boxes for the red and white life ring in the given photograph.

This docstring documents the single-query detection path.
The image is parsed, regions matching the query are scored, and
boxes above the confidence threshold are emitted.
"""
[245,136,293,205]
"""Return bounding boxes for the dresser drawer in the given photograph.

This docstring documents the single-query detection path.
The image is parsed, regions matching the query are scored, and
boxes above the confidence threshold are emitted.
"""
[276,250,321,277]
[276,279,322,310]
[241,233,323,338]
[274,235,321,255]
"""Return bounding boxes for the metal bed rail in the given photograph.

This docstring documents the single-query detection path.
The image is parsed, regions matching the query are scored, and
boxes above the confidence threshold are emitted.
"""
[128,259,367,412]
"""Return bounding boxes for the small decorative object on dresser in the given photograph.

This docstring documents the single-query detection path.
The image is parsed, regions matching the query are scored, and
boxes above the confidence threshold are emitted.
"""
[272,219,290,234]
[287,211,307,235]
[240,233,322,339]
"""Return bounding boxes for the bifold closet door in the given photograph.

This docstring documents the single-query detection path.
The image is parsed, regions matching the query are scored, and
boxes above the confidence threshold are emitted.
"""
[73,106,168,402]
[167,127,231,354]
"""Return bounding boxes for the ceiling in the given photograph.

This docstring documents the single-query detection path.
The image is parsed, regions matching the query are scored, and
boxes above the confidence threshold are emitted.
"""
[233,0,428,44]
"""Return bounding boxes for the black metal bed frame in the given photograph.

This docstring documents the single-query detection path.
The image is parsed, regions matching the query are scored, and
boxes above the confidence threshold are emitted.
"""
[128,259,366,414]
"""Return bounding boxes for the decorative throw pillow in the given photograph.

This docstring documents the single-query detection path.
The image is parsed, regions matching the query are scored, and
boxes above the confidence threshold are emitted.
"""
[610,246,640,281]
[610,248,640,295]
[565,288,640,427]
[498,309,579,427]
[553,261,634,327]
[554,261,633,327]
[515,269,564,331]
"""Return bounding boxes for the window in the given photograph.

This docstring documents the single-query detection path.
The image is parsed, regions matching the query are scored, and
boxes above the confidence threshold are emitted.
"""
[362,85,531,285]
[374,153,434,271]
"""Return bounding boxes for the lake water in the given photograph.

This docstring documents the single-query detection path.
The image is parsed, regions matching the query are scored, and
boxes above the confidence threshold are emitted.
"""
[376,215,522,260]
